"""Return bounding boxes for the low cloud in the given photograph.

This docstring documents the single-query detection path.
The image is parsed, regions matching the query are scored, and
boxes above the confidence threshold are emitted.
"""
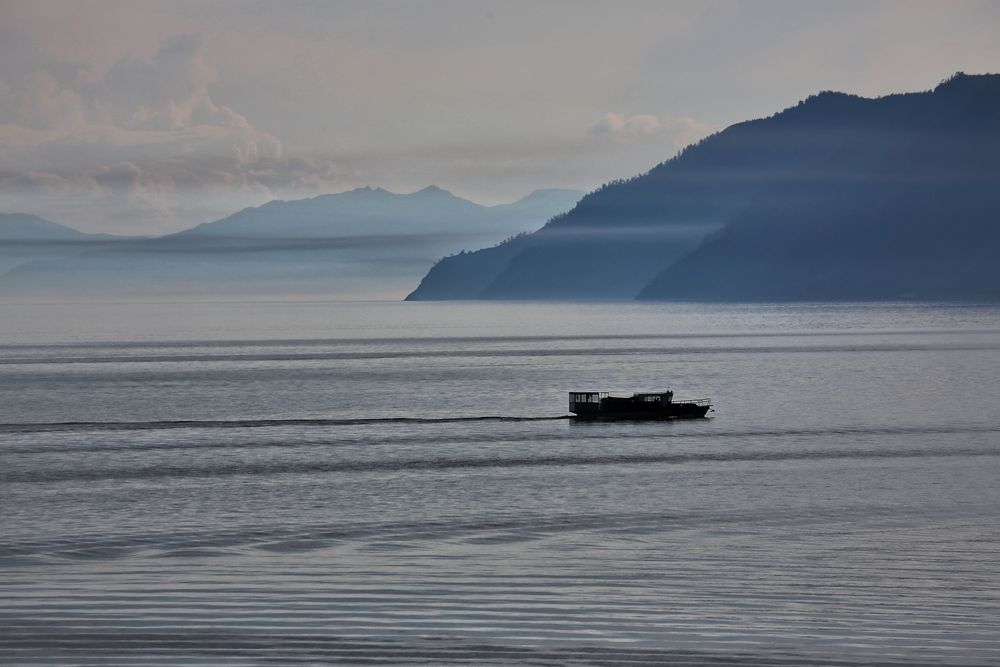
[591,113,712,147]
[0,33,715,234]
[0,34,357,233]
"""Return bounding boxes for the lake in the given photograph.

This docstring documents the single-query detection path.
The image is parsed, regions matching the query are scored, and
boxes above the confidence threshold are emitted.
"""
[2,300,999,665]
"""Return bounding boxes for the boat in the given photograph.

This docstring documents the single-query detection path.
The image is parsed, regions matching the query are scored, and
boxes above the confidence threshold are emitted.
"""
[568,390,711,420]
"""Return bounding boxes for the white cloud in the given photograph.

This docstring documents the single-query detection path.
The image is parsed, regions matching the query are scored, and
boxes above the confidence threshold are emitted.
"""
[592,113,662,139]
[590,113,713,149]
[0,33,357,233]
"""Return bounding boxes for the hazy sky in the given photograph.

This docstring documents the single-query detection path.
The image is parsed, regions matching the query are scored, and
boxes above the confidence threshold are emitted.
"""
[1,0,998,234]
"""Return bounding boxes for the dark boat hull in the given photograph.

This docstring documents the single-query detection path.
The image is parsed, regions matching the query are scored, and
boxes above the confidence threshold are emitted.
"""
[572,402,711,421]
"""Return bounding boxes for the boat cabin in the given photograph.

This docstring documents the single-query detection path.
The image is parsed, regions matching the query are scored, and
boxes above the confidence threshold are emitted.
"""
[568,390,675,413]
[568,391,607,414]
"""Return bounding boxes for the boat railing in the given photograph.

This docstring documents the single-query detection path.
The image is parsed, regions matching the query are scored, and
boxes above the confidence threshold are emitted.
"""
[675,398,712,406]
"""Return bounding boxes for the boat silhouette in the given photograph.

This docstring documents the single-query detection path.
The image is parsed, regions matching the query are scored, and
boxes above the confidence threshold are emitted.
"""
[569,391,712,420]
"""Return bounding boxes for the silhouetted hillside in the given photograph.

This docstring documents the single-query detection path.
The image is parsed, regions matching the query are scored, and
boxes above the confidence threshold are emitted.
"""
[409,73,1000,301]
[638,73,1000,300]
[0,187,582,299]
[406,234,534,300]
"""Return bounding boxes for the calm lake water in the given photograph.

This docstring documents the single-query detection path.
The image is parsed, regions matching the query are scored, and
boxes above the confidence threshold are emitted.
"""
[1,300,999,665]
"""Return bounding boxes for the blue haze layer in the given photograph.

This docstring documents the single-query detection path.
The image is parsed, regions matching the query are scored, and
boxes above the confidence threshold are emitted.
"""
[0,188,582,299]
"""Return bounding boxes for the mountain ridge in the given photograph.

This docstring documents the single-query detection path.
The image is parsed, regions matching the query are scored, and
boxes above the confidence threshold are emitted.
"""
[0,186,584,299]
[0,213,129,241]
[408,72,1000,302]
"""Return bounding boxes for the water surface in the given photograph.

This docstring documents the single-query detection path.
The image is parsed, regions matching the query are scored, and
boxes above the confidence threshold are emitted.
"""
[2,301,999,665]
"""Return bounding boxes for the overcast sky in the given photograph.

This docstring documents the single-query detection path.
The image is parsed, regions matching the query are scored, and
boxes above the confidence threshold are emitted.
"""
[1,0,998,234]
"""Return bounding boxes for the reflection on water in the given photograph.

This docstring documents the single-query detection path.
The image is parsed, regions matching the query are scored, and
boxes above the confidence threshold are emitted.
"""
[1,301,999,665]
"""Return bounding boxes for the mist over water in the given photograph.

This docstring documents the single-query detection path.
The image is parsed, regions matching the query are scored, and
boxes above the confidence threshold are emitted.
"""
[2,301,999,665]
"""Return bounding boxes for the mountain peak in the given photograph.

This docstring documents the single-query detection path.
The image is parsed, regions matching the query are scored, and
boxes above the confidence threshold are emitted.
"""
[410,185,451,197]
[0,212,89,240]
[345,185,392,196]
[934,71,1000,90]
[931,71,1000,102]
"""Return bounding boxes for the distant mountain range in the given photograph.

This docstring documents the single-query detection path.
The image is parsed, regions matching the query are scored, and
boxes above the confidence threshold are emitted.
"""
[408,73,1000,302]
[0,187,583,298]
[0,213,96,241]
[0,213,140,276]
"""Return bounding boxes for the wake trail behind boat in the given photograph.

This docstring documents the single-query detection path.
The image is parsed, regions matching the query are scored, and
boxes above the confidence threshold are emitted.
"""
[0,414,572,433]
